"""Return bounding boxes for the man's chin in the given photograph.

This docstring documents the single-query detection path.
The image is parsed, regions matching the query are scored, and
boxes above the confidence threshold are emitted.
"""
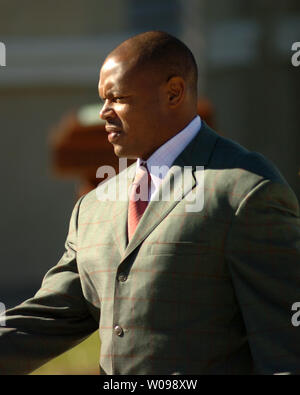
[113,146,138,159]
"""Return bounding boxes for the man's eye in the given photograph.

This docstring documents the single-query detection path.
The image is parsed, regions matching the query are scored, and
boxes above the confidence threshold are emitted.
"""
[113,97,124,102]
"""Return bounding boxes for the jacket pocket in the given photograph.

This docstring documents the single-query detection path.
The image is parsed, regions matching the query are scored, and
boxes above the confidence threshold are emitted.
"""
[150,241,204,256]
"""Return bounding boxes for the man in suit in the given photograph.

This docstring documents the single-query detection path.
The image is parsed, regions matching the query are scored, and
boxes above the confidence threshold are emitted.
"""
[1,31,300,375]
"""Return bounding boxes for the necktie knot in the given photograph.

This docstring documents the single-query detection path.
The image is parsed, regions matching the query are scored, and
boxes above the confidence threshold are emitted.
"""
[130,162,150,202]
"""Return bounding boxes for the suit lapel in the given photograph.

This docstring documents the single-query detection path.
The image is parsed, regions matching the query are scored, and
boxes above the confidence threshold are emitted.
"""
[121,164,196,261]
[106,163,136,257]
[120,121,219,263]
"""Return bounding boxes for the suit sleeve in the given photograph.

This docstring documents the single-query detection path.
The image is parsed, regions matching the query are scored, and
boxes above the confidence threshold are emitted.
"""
[226,179,300,374]
[0,197,98,375]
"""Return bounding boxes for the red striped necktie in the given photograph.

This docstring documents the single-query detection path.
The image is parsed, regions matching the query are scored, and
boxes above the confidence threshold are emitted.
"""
[127,162,151,241]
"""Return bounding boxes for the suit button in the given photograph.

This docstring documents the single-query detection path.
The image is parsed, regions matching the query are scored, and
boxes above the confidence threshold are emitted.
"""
[114,325,124,337]
[118,273,127,282]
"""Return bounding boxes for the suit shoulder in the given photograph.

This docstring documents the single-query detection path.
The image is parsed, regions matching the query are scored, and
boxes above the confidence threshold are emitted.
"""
[210,132,287,185]
[78,162,135,208]
[202,128,292,211]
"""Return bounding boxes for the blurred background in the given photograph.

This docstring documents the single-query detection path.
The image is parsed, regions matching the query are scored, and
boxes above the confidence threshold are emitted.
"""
[0,0,299,374]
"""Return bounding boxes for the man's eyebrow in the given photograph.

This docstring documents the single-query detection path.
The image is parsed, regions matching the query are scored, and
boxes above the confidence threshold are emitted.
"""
[99,90,111,100]
[100,91,128,101]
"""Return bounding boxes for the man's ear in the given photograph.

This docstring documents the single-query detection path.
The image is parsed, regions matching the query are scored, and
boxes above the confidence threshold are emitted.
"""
[166,76,185,107]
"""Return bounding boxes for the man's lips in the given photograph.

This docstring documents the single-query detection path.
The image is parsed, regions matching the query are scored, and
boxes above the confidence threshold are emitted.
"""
[105,126,122,143]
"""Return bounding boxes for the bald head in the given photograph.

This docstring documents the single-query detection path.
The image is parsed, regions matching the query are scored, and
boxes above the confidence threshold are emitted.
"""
[99,31,199,159]
[108,31,198,99]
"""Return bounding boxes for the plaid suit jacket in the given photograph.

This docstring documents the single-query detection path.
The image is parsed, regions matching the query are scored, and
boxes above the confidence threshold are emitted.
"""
[1,122,300,375]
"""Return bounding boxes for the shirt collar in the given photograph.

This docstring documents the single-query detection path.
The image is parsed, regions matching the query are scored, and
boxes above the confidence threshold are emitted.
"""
[137,115,201,184]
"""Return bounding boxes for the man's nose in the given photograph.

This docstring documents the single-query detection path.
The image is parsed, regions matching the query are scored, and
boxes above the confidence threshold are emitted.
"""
[99,100,113,120]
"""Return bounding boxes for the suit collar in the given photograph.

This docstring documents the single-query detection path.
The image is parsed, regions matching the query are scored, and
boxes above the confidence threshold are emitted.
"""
[172,120,219,168]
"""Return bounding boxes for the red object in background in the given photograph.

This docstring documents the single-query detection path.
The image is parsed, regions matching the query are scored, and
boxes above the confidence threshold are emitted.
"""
[49,98,215,197]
